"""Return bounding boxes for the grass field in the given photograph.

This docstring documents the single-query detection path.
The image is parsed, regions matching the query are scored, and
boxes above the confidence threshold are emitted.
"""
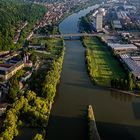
[30,37,64,58]
[83,36,127,87]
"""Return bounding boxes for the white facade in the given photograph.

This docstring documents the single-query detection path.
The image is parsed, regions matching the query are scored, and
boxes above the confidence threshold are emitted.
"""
[96,13,103,32]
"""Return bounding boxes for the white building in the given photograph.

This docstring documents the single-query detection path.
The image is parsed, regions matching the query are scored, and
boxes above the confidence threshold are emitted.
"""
[95,13,103,32]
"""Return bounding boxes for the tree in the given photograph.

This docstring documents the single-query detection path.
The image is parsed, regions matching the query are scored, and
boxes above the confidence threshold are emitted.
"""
[9,78,20,102]
[26,90,36,101]
[33,134,44,140]
[128,73,134,91]
[29,52,37,65]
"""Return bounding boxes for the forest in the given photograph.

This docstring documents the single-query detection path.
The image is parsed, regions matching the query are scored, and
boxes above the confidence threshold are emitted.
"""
[0,0,47,50]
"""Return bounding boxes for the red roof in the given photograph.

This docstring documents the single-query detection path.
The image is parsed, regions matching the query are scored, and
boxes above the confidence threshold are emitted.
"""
[0,64,12,68]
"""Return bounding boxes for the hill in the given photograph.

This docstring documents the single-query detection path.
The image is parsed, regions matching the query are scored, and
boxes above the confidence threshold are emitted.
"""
[0,0,47,50]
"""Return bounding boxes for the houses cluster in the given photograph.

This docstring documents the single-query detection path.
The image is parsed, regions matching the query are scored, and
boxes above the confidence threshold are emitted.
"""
[121,32,140,47]
[38,0,88,27]
[13,21,28,44]
[105,2,139,30]
[26,2,72,40]
[26,0,90,40]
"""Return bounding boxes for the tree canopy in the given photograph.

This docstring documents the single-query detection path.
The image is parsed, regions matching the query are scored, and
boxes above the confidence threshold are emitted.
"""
[0,0,47,50]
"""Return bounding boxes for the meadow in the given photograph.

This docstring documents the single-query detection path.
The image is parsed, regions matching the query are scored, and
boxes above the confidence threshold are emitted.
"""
[83,36,127,87]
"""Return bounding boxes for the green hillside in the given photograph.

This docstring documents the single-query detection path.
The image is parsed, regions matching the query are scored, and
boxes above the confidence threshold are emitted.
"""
[0,0,47,50]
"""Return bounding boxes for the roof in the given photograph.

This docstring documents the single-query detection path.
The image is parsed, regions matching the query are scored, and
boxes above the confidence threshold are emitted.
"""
[113,20,122,29]
[0,64,12,69]
[120,54,140,77]
[108,43,138,50]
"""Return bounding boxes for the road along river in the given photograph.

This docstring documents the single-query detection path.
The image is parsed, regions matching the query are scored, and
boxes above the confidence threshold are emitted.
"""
[47,5,140,140]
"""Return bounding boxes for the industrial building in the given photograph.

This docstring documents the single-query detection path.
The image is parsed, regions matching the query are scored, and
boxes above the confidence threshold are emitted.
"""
[120,54,140,80]
[108,43,138,53]
[113,20,122,29]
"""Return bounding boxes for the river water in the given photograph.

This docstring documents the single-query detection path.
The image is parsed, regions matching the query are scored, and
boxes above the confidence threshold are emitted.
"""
[47,5,140,140]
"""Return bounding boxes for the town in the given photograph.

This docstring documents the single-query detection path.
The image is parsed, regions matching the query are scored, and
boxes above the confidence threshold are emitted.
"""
[79,0,140,87]
[1,0,140,140]
[0,0,98,133]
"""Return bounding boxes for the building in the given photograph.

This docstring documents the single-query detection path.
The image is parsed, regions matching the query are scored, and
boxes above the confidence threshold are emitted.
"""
[0,61,24,80]
[21,72,32,82]
[0,82,9,98]
[113,20,122,29]
[108,43,138,53]
[0,103,8,116]
[95,13,103,32]
[28,44,45,50]
[120,54,140,80]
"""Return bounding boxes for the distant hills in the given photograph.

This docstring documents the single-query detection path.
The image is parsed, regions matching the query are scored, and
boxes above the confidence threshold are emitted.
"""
[0,0,47,50]
[24,0,65,3]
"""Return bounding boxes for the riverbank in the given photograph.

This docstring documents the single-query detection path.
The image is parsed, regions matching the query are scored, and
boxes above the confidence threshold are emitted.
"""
[110,88,140,97]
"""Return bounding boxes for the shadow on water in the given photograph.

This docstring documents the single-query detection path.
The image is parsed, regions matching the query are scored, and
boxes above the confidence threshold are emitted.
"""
[64,81,94,89]
[132,102,140,120]
[47,115,88,140]
[15,128,42,140]
[47,115,140,140]
[96,122,140,140]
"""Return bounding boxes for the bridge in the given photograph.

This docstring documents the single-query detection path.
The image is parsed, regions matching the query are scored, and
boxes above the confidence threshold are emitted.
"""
[32,33,105,39]
[49,33,104,38]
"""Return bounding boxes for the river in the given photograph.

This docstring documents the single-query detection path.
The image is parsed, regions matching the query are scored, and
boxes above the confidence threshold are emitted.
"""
[47,5,140,140]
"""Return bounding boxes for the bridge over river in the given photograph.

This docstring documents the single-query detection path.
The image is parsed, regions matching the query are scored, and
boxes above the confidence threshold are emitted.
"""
[32,32,106,39]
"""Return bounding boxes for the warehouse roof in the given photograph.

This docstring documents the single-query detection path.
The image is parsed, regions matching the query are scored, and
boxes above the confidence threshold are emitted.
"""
[120,54,140,77]
[108,43,138,51]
